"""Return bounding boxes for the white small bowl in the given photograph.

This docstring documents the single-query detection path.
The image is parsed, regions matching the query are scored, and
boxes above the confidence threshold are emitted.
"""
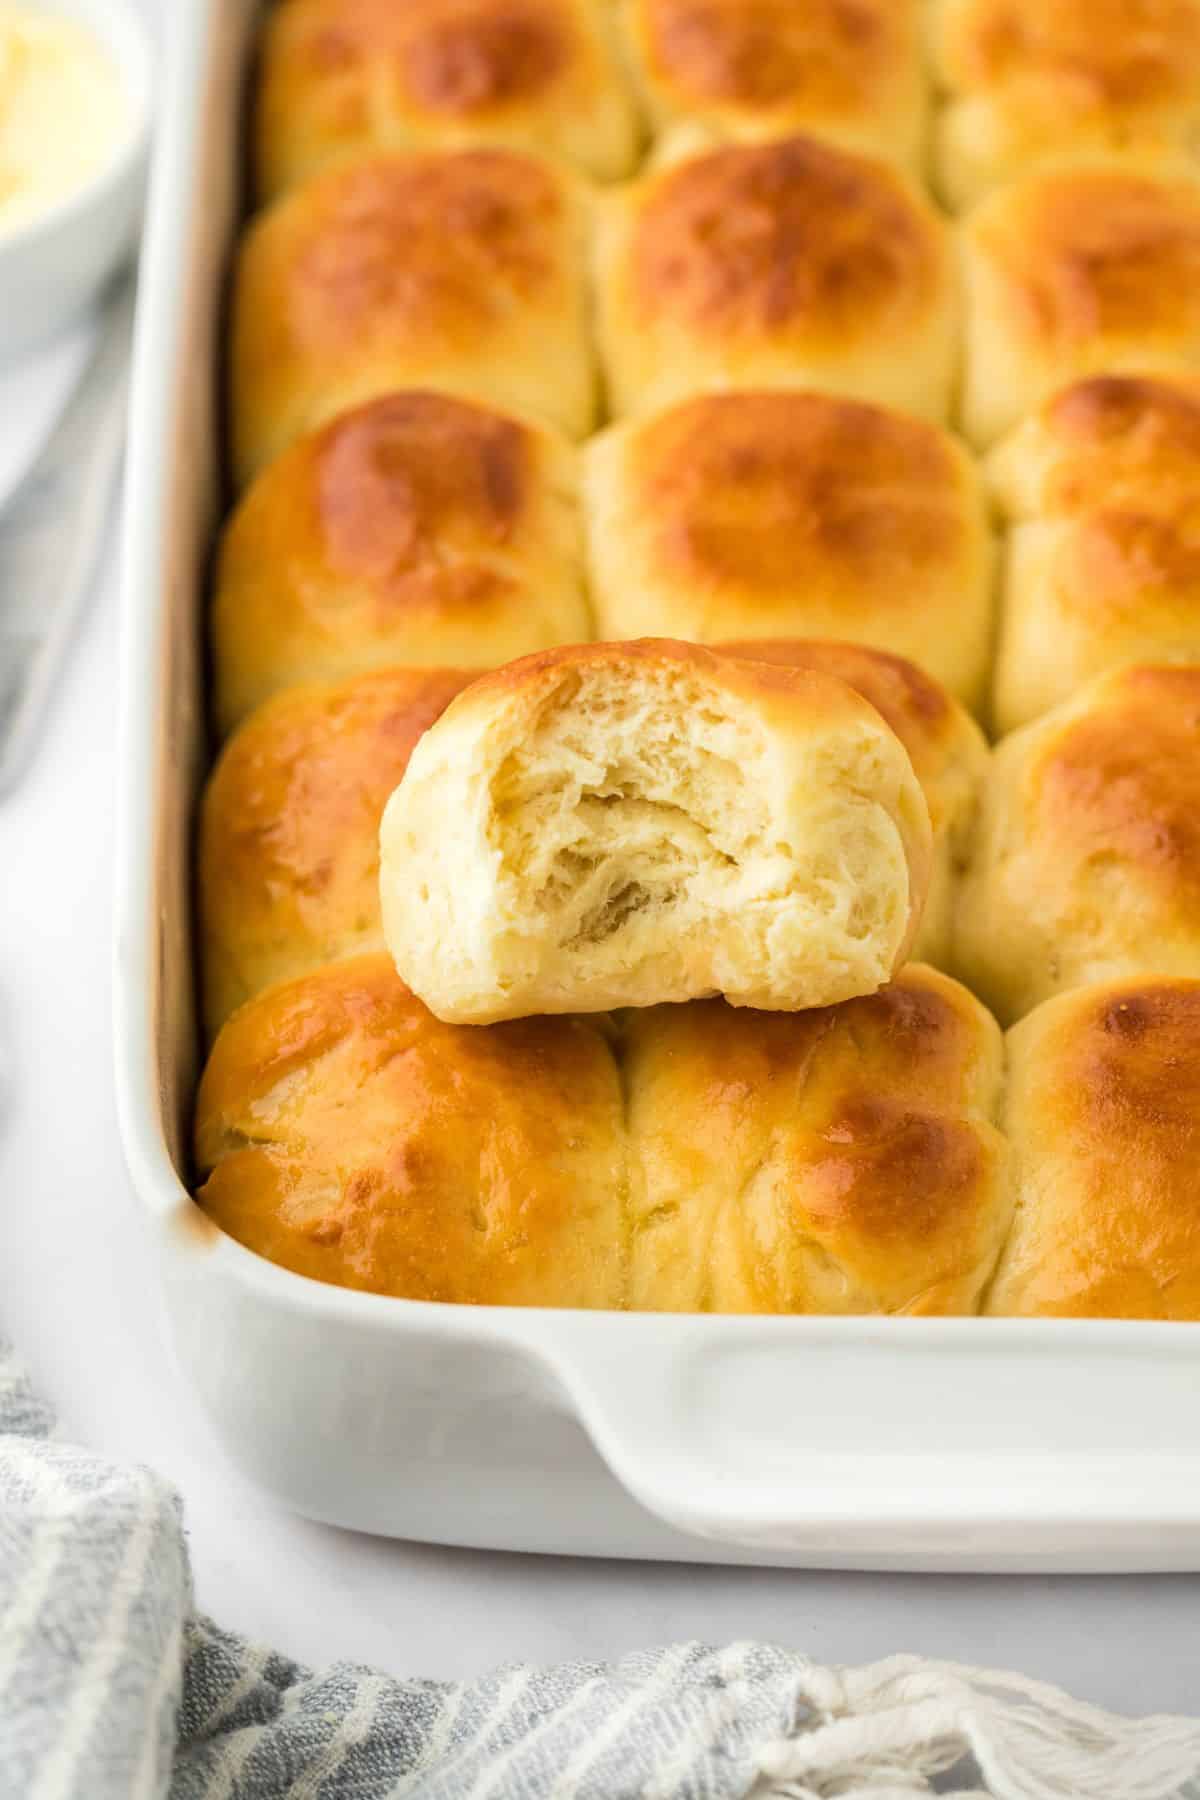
[0,0,152,364]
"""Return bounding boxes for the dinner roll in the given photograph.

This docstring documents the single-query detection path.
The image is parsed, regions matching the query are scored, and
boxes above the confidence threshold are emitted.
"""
[989,374,1200,732]
[195,955,627,1308]
[988,978,1200,1319]
[593,132,959,423]
[626,965,1010,1315]
[379,640,932,1023]
[719,640,987,971]
[584,391,994,709]
[231,148,593,485]
[200,668,473,1037]
[256,0,639,200]
[954,665,1200,1022]
[211,391,589,734]
[619,0,926,171]
[960,154,1200,447]
[932,0,1200,211]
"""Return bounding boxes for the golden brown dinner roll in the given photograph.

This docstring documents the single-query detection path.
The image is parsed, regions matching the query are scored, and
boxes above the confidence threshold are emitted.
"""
[583,391,994,709]
[256,0,640,199]
[231,148,593,485]
[960,153,1200,447]
[988,978,1200,1319]
[719,640,987,971]
[199,668,474,1037]
[211,391,589,734]
[932,0,1200,211]
[593,132,959,423]
[619,0,927,170]
[379,640,932,1023]
[988,373,1200,732]
[625,964,1010,1315]
[195,955,627,1307]
[954,664,1200,1022]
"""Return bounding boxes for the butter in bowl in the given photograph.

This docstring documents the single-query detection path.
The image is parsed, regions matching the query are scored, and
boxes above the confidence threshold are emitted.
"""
[0,0,150,361]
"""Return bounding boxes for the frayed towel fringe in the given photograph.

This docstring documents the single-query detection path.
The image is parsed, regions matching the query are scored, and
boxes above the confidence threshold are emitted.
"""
[756,1656,1200,1799]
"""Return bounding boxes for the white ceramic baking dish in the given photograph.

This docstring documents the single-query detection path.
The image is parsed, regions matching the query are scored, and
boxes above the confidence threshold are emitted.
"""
[114,0,1200,1572]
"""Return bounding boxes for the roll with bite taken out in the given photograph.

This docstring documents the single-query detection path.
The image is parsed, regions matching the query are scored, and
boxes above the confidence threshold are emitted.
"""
[379,640,932,1022]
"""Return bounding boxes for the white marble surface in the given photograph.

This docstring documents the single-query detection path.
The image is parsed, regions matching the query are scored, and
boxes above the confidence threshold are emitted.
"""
[2,0,1200,1725]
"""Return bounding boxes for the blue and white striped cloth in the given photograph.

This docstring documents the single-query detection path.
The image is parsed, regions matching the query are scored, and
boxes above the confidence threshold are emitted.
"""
[4,1340,1200,1800]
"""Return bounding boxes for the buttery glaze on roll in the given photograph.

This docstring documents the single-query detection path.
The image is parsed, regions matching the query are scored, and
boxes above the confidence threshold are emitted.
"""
[593,131,959,423]
[625,964,1009,1315]
[195,956,628,1309]
[584,390,994,710]
[932,0,1200,210]
[989,373,1200,731]
[960,153,1200,447]
[255,0,640,199]
[718,640,987,972]
[200,667,474,1036]
[619,0,927,170]
[194,956,1009,1316]
[211,391,589,734]
[379,640,932,1023]
[989,978,1200,1319]
[230,147,594,484]
[954,664,1200,1022]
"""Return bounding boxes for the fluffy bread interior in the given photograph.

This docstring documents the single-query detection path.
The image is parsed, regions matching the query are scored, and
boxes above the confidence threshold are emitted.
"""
[382,657,923,1021]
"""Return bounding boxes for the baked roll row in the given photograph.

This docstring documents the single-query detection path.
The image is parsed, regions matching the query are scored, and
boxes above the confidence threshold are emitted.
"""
[230,131,1200,481]
[200,639,984,1035]
[194,951,1200,1322]
[254,0,1200,212]
[200,644,1200,1037]
[213,377,1200,739]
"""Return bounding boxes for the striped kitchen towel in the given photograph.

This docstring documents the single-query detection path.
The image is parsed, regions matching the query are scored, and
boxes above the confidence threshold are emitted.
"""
[3,1340,1200,1800]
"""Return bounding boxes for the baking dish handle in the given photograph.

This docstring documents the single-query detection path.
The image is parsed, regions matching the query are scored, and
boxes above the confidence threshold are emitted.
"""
[523,1313,1200,1561]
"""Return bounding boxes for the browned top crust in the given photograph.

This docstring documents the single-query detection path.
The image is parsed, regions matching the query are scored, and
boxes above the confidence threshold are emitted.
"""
[626,136,945,340]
